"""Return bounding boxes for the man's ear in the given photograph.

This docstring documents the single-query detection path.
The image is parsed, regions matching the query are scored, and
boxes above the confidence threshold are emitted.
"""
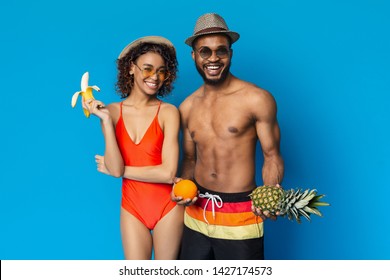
[191,50,195,61]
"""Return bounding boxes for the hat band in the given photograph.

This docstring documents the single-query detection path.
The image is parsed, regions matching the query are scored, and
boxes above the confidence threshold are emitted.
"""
[195,27,227,35]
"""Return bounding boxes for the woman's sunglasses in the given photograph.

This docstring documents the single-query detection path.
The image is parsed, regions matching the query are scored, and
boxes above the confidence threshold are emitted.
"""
[134,64,170,81]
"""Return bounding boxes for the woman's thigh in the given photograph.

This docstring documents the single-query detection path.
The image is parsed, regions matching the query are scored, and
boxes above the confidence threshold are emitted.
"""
[120,207,153,260]
[152,205,184,260]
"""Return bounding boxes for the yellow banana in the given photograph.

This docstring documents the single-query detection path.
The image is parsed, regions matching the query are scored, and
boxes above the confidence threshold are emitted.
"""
[71,72,101,118]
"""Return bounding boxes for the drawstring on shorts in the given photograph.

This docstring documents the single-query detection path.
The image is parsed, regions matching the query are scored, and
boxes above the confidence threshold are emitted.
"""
[198,192,223,225]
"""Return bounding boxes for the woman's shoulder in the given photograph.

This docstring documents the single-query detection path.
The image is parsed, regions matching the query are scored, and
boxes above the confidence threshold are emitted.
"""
[160,101,178,111]
[106,101,122,124]
[159,101,180,120]
[106,101,121,109]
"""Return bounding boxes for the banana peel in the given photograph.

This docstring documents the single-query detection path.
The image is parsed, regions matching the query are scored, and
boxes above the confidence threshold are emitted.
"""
[71,72,101,118]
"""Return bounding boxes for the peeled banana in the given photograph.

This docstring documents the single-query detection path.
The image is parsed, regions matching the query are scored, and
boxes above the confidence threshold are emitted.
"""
[71,72,101,118]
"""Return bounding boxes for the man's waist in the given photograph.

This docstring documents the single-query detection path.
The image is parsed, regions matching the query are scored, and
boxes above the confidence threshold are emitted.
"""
[193,179,254,202]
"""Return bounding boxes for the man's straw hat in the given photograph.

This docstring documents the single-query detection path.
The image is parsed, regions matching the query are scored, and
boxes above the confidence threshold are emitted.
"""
[185,13,240,47]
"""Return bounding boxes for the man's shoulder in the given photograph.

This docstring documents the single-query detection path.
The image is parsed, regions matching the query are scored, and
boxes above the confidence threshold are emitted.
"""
[229,79,276,115]
[235,79,273,100]
[236,79,268,94]
[179,87,202,110]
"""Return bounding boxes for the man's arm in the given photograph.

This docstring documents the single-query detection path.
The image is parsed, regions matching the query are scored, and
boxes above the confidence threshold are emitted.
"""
[180,128,196,180]
[179,101,196,180]
[250,88,284,220]
[254,89,284,185]
[170,99,198,206]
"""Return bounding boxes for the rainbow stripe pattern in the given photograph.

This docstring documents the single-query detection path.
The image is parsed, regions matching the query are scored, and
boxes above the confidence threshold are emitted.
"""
[184,194,264,240]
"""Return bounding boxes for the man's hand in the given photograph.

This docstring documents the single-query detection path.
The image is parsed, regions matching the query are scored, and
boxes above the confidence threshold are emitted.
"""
[170,177,198,206]
[251,205,279,221]
[251,183,282,221]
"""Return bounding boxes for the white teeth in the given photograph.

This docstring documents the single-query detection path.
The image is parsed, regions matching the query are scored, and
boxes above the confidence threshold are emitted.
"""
[206,65,221,70]
[146,82,158,88]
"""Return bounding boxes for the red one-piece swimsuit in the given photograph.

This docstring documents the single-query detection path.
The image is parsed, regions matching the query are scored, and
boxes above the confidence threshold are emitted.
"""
[116,101,176,230]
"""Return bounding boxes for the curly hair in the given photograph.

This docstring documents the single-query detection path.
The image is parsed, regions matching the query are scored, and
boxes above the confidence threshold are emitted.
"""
[115,43,178,99]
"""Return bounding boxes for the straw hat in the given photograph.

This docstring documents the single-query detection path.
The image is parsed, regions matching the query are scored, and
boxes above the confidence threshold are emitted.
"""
[185,13,240,46]
[118,36,174,59]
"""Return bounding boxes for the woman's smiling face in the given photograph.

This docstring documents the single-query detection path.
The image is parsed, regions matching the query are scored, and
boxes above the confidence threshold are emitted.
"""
[131,52,167,95]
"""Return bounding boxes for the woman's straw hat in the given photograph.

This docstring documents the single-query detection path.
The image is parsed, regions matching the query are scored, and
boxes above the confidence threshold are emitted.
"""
[118,36,174,59]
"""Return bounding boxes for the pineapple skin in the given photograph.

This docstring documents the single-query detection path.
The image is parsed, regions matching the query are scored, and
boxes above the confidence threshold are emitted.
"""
[250,185,284,214]
[250,185,330,223]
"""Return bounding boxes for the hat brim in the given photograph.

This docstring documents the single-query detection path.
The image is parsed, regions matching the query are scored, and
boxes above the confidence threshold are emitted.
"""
[185,31,240,46]
[118,36,174,59]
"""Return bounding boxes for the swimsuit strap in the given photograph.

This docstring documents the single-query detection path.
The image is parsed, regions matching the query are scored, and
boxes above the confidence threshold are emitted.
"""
[156,100,162,116]
[119,100,161,124]
[120,101,124,118]
[121,101,160,116]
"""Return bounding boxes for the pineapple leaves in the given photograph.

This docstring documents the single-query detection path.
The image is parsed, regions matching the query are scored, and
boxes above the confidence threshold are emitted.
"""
[303,206,322,217]
[250,185,330,224]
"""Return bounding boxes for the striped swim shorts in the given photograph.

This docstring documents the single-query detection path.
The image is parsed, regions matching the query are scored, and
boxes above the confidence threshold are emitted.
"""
[179,184,264,260]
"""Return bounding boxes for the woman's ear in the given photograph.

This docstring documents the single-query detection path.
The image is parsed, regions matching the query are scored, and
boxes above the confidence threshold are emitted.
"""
[129,63,135,75]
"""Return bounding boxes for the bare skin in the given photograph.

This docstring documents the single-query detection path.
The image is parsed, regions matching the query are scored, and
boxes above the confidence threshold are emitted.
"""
[85,51,183,259]
[172,34,284,220]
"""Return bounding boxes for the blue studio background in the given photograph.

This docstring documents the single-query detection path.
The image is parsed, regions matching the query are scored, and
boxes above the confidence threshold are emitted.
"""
[0,0,389,260]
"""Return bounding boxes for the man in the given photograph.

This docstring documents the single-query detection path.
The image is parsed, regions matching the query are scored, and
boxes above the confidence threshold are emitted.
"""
[174,13,284,260]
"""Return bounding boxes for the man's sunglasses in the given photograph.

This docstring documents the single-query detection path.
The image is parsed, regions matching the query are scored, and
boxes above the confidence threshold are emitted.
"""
[194,46,230,59]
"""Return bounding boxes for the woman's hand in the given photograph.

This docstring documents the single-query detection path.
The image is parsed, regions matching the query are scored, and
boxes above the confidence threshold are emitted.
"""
[95,154,111,176]
[82,98,110,122]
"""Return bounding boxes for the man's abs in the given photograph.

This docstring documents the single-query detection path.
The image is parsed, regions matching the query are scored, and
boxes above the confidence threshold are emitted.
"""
[193,142,257,193]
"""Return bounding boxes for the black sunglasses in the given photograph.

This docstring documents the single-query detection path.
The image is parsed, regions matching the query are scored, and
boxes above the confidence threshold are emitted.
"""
[194,46,230,59]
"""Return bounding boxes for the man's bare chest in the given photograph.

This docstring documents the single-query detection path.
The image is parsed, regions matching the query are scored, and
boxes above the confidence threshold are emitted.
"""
[187,104,255,141]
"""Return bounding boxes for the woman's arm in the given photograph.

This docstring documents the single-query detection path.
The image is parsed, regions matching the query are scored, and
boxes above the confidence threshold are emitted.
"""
[84,100,124,177]
[96,103,179,184]
[124,104,179,183]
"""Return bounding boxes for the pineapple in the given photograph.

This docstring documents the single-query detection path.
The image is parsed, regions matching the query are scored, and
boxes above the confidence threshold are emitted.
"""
[250,185,330,223]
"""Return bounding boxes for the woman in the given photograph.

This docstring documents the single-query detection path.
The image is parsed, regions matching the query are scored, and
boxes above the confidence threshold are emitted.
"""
[83,36,183,259]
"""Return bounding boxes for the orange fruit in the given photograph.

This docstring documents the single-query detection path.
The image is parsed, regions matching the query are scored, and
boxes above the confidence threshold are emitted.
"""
[173,179,198,200]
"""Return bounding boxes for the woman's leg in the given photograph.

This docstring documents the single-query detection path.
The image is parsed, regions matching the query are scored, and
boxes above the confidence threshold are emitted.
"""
[120,207,153,260]
[152,205,184,260]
